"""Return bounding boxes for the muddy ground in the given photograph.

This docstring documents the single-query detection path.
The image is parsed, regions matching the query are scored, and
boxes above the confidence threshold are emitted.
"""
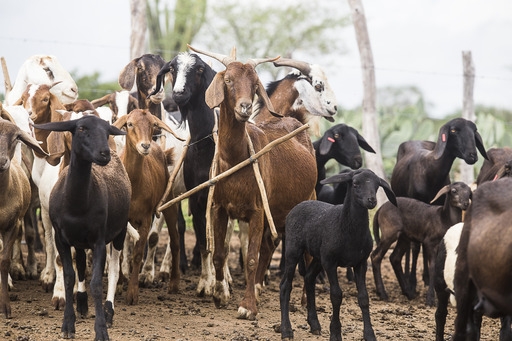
[3,228,504,341]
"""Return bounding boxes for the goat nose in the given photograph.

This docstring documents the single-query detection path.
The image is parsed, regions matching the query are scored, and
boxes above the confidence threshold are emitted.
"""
[368,197,377,208]
[240,102,252,114]
[141,143,150,150]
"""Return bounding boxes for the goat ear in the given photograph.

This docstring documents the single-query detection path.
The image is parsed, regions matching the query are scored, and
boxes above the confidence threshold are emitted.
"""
[430,184,451,204]
[112,114,128,130]
[164,147,175,168]
[108,124,126,136]
[205,72,226,109]
[19,130,49,157]
[0,107,16,124]
[474,131,488,160]
[318,133,334,155]
[46,151,64,166]
[47,131,66,156]
[118,59,138,90]
[257,79,282,118]
[433,123,449,160]
[320,171,353,185]
[91,93,112,108]
[357,132,376,154]
[379,178,397,206]
[32,119,77,133]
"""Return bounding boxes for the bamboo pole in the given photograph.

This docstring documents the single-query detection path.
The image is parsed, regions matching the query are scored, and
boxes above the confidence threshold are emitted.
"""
[157,123,310,212]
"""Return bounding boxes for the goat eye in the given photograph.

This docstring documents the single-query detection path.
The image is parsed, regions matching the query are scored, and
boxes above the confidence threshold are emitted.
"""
[127,122,133,128]
[314,82,324,92]
[78,126,85,133]
[334,133,340,139]
[450,128,457,134]
[225,78,230,83]
[197,67,204,75]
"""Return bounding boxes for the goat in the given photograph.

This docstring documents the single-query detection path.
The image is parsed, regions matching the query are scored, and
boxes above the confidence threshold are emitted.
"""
[434,222,512,341]
[476,147,512,185]
[371,181,472,306]
[152,52,220,296]
[187,45,317,320]
[0,103,41,282]
[279,169,396,341]
[390,118,488,292]
[113,108,182,303]
[0,119,47,318]
[14,83,67,305]
[451,176,512,340]
[32,115,130,341]
[6,54,78,106]
[119,54,166,121]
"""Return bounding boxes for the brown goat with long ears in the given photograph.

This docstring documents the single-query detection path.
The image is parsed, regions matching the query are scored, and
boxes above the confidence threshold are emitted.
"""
[188,44,317,320]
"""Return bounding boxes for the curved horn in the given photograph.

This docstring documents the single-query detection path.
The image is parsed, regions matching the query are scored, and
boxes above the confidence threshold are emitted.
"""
[273,57,312,76]
[188,44,235,66]
[247,56,281,68]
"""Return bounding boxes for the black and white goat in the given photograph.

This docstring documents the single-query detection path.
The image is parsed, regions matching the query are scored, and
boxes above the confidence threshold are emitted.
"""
[279,169,396,341]
[33,115,130,341]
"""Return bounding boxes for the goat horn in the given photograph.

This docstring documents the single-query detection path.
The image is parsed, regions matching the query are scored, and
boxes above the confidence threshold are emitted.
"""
[247,56,281,68]
[187,44,235,66]
[273,58,312,76]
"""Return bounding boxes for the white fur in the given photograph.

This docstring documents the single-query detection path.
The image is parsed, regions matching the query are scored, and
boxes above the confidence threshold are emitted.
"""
[443,222,464,306]
[173,53,196,94]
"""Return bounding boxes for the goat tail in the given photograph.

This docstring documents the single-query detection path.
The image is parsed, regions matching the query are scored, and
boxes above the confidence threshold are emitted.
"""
[126,223,140,243]
[372,212,381,244]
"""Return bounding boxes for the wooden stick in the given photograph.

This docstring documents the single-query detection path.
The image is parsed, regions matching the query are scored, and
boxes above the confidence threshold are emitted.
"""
[1,57,12,97]
[155,134,191,216]
[157,123,310,212]
[246,129,278,240]
[205,112,219,252]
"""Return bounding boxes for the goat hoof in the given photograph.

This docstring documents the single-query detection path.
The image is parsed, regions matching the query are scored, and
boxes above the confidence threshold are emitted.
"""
[52,297,66,310]
[62,331,75,339]
[104,301,114,328]
[158,272,170,282]
[311,329,321,336]
[237,306,257,320]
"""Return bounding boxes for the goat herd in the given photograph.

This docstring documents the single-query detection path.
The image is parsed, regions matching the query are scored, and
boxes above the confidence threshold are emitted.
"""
[0,46,511,341]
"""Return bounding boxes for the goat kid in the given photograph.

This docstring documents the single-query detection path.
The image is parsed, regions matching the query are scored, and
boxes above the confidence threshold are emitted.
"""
[279,169,397,341]
[371,182,472,306]
[33,115,130,341]
[113,109,182,303]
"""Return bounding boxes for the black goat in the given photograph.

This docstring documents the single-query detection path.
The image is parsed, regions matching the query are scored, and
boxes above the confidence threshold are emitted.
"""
[153,52,219,295]
[33,115,131,341]
[371,182,471,306]
[279,169,396,341]
[452,177,512,340]
[390,118,487,292]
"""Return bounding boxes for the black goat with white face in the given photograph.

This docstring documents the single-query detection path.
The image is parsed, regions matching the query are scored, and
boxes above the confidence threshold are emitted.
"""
[153,52,219,295]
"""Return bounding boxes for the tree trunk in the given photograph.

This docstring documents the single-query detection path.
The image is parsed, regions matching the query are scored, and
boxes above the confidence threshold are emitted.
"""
[130,0,147,60]
[460,51,476,185]
[348,0,387,205]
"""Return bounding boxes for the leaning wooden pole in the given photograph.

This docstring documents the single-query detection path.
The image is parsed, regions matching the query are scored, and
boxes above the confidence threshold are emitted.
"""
[205,112,219,252]
[1,57,12,98]
[158,123,310,213]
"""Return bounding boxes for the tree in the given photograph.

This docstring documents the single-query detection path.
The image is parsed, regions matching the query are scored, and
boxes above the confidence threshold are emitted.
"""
[147,0,207,61]
[131,0,148,59]
[195,0,349,78]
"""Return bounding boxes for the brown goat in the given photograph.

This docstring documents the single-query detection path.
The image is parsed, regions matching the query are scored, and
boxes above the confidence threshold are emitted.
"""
[189,45,317,320]
[0,119,47,318]
[113,109,182,304]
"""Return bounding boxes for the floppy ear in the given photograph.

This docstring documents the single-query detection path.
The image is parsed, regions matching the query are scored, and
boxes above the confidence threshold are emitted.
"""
[19,130,48,157]
[91,93,113,108]
[433,122,449,160]
[205,72,226,109]
[318,133,334,155]
[32,119,78,133]
[357,132,376,154]
[154,116,186,141]
[379,178,397,206]
[320,170,354,185]
[108,124,126,136]
[257,78,282,118]
[430,185,451,204]
[112,114,128,130]
[118,58,139,90]
[474,131,488,160]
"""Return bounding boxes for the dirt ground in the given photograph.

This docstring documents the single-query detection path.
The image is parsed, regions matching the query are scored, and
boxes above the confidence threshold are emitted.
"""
[4,228,504,341]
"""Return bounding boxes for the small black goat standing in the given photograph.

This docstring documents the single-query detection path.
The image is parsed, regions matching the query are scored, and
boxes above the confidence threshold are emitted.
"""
[279,169,397,341]
[33,115,131,341]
